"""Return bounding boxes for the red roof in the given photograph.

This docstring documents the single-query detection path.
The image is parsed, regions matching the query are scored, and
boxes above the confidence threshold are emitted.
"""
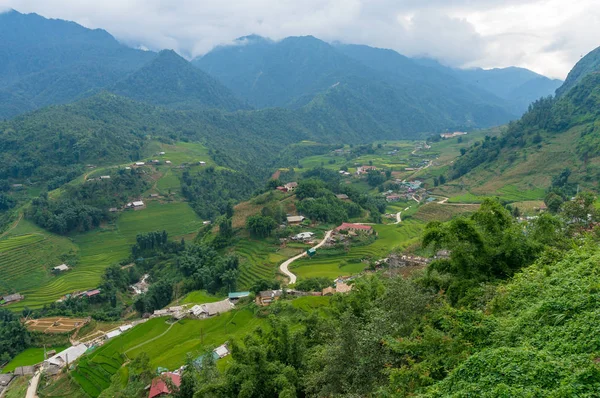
[149,373,181,398]
[85,289,101,297]
[336,223,373,231]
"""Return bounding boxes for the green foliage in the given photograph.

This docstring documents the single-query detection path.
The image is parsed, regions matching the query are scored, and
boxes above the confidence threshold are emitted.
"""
[0,309,30,363]
[294,278,332,292]
[246,215,277,238]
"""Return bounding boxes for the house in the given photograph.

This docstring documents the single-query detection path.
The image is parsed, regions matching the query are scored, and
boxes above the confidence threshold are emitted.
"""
[46,344,88,368]
[100,175,111,180]
[292,232,314,241]
[129,201,145,210]
[11,184,23,189]
[335,223,374,234]
[159,151,166,155]
[165,161,172,165]
[152,160,160,164]
[109,208,118,213]
[440,131,468,139]
[53,264,69,272]
[190,299,234,318]
[134,162,146,166]
[214,344,230,359]
[153,309,169,316]
[125,167,132,170]
[287,215,305,225]
[199,161,207,166]
[84,289,101,298]
[256,290,282,306]
[1,293,24,304]
[386,194,401,202]
[202,221,211,225]
[284,182,298,191]
[435,250,451,259]
[150,193,159,198]
[119,324,133,332]
[105,329,122,340]
[276,186,287,193]
[228,292,250,301]
[0,374,13,387]
[336,194,349,201]
[148,373,181,398]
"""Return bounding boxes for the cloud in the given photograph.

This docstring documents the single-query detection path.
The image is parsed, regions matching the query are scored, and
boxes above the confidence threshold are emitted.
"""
[0,0,598,78]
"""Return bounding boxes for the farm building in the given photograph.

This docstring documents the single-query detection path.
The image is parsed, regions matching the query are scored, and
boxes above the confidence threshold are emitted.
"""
[105,329,122,340]
[165,160,172,164]
[287,215,305,225]
[134,162,145,166]
[335,223,374,234]
[109,208,118,213]
[336,194,349,201]
[159,151,166,155]
[322,286,335,296]
[119,324,133,332]
[53,264,69,272]
[14,366,35,376]
[276,186,287,193]
[335,282,353,293]
[83,289,101,298]
[127,201,145,210]
[256,290,282,306]
[149,373,181,398]
[214,344,230,359]
[150,193,159,198]
[46,344,88,368]
[199,161,207,166]
[1,293,23,304]
[100,175,111,180]
[189,299,234,318]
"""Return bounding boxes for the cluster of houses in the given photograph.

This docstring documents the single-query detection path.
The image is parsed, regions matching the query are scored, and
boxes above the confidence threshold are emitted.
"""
[356,165,378,175]
[382,180,426,202]
[56,288,101,303]
[150,294,251,321]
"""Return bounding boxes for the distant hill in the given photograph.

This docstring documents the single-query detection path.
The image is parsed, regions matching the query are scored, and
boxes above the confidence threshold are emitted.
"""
[0,9,156,118]
[195,36,518,132]
[111,50,248,111]
[556,46,600,96]
[446,48,600,194]
[412,58,562,113]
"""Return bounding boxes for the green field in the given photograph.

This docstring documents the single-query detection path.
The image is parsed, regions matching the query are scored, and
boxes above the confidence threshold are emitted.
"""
[291,221,424,280]
[3,375,30,398]
[0,221,77,295]
[2,346,67,373]
[155,168,181,194]
[72,309,265,397]
[180,290,223,304]
[8,201,203,310]
[155,142,214,166]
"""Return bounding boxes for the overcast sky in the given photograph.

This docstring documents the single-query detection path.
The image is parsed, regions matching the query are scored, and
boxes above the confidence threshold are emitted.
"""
[1,0,599,79]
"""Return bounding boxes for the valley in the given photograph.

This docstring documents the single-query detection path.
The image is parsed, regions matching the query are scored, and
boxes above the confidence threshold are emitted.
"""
[1,6,600,398]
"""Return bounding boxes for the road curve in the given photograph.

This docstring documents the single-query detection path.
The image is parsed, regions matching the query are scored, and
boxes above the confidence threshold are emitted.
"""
[279,230,333,285]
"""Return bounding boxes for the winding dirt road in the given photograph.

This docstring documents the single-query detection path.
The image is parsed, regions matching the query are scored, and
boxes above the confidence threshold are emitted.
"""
[279,230,333,284]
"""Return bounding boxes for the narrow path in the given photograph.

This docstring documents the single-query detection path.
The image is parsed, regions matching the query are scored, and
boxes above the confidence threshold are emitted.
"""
[279,230,333,285]
[394,212,402,224]
[125,321,175,355]
[0,212,23,239]
[25,371,40,398]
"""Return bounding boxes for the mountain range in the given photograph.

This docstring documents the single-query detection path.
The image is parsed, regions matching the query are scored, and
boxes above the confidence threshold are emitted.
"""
[0,9,561,133]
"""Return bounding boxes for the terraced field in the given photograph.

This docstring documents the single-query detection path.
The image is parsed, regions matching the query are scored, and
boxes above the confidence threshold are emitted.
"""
[0,221,77,295]
[291,221,425,280]
[1,346,67,373]
[9,201,203,310]
[234,238,302,289]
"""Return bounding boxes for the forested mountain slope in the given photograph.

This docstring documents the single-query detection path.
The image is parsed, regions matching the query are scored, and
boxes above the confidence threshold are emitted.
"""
[110,50,248,111]
[0,9,156,118]
[446,53,600,194]
[556,45,600,96]
[195,35,517,131]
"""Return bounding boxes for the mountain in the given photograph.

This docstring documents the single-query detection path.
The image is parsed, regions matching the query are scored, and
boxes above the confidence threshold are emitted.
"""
[0,9,156,118]
[195,35,517,132]
[412,58,562,113]
[110,50,248,111]
[446,48,600,194]
[556,46,600,96]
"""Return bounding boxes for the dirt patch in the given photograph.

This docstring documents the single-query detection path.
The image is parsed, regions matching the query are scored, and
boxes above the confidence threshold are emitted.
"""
[25,317,89,334]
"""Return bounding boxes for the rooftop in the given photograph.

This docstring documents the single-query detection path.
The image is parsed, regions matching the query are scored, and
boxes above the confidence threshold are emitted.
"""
[335,223,373,231]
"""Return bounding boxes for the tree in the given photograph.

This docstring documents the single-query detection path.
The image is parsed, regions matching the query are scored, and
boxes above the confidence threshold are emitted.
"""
[561,192,597,227]
[246,215,277,238]
[439,175,447,185]
[460,148,467,156]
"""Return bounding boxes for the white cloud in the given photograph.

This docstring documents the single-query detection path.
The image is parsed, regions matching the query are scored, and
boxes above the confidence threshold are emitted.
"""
[1,0,598,78]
